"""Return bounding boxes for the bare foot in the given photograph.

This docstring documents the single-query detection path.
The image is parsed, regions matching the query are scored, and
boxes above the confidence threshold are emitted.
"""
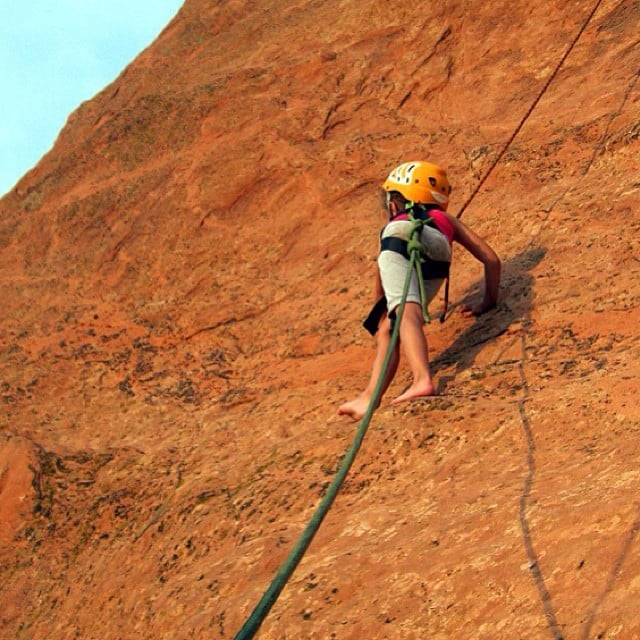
[338,396,374,421]
[391,382,436,405]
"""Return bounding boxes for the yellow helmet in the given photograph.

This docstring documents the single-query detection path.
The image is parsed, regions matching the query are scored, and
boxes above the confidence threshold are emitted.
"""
[382,161,451,210]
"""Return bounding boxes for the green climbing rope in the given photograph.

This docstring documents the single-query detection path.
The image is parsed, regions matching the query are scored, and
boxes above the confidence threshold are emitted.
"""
[407,214,432,324]
[233,218,426,639]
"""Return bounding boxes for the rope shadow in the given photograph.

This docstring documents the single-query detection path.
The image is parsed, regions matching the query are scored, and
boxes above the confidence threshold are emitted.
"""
[434,245,567,639]
[517,324,565,640]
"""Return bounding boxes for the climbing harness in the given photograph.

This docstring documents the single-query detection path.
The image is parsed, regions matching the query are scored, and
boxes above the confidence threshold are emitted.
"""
[406,213,446,324]
[364,206,452,333]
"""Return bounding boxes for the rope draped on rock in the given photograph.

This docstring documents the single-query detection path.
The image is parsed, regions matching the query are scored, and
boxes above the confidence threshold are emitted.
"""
[233,216,426,640]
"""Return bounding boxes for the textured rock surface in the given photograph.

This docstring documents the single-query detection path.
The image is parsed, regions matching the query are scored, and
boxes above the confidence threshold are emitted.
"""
[1,1,639,638]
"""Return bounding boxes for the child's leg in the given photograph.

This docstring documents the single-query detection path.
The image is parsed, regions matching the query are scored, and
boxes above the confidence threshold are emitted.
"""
[392,302,436,404]
[338,315,399,420]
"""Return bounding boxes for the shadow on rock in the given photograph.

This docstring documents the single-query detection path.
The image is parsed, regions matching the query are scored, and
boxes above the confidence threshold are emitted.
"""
[432,246,547,392]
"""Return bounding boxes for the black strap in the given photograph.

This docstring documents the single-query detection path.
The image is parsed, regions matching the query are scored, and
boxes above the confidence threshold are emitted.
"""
[380,237,450,280]
[362,296,387,336]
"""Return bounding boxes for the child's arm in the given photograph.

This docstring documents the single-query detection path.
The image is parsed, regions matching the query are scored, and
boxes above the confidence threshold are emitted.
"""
[447,214,501,315]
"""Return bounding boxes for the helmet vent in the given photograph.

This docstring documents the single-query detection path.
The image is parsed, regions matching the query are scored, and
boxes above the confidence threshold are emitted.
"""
[382,160,451,210]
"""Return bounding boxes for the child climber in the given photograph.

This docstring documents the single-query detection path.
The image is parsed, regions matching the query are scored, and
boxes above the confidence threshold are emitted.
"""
[338,160,501,421]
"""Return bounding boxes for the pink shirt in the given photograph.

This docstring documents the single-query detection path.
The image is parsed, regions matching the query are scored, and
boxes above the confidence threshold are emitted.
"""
[390,209,454,244]
[429,209,455,244]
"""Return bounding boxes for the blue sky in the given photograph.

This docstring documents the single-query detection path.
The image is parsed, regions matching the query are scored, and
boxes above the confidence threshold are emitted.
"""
[0,1,183,196]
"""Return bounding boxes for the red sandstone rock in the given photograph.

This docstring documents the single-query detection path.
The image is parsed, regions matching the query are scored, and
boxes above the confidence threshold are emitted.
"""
[1,1,639,638]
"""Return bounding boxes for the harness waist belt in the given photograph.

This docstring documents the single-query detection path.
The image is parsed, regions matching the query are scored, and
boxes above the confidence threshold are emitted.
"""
[380,236,450,280]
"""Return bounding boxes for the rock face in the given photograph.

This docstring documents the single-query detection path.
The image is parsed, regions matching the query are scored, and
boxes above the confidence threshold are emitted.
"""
[1,1,639,638]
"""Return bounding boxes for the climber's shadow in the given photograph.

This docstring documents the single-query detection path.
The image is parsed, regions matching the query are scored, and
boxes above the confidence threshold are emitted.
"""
[432,246,547,393]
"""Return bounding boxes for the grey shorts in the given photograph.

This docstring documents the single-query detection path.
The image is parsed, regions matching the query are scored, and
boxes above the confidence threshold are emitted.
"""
[378,221,451,312]
[378,250,445,312]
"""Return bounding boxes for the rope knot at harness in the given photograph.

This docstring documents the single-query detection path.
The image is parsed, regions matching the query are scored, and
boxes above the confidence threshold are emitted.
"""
[407,217,424,256]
